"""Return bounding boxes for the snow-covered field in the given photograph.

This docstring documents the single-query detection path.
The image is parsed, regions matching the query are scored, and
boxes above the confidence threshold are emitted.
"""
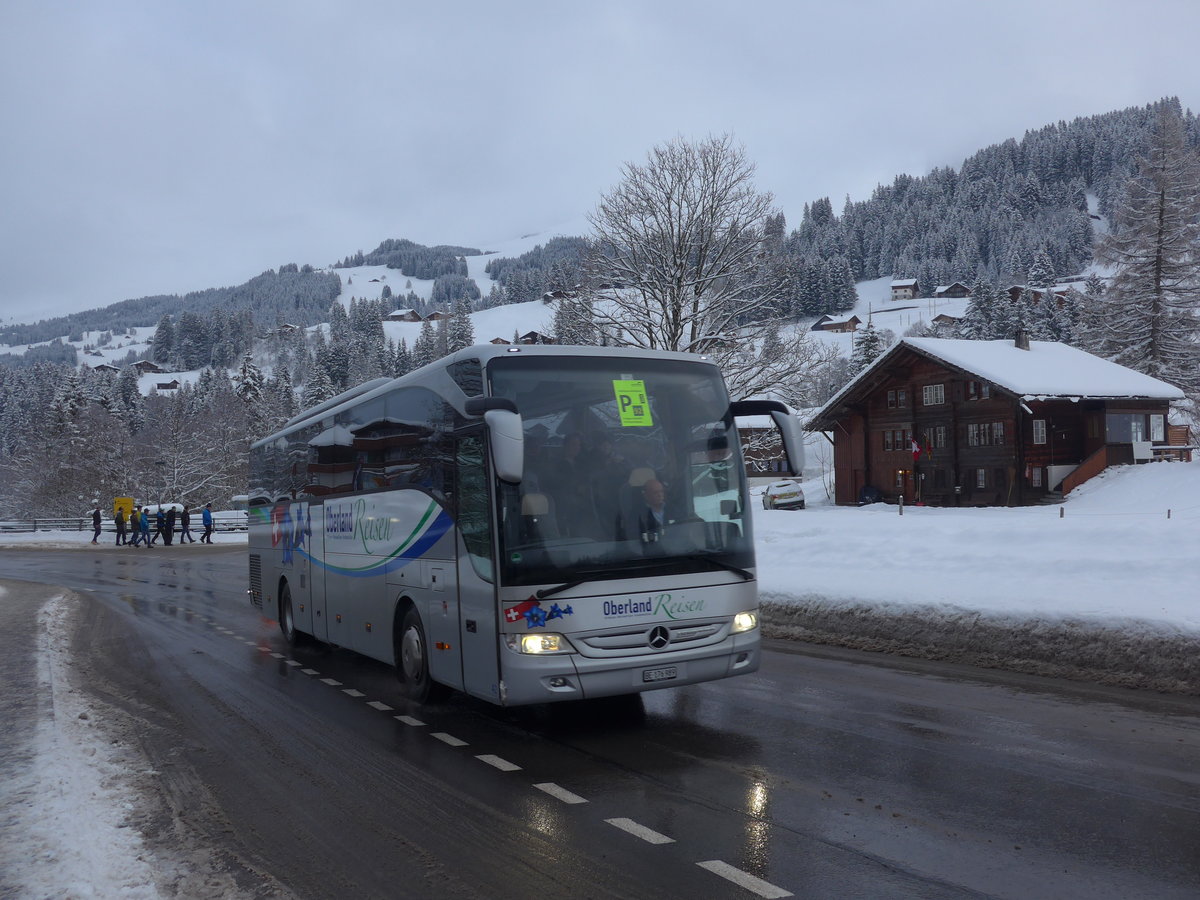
[757,457,1200,633]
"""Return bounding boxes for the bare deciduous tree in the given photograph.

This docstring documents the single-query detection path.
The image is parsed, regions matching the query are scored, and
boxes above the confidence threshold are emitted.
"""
[585,134,834,403]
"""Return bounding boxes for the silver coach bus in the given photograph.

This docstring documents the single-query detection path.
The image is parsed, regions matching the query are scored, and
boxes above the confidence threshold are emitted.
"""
[248,344,803,706]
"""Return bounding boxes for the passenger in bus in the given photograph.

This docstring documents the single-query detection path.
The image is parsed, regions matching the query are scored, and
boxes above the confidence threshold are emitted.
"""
[637,478,674,538]
[546,432,596,537]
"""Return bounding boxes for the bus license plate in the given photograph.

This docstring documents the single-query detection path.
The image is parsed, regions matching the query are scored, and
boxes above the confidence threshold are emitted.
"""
[642,666,678,683]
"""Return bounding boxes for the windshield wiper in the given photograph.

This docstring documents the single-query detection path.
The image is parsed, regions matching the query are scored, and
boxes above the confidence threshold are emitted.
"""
[535,579,588,600]
[684,554,754,581]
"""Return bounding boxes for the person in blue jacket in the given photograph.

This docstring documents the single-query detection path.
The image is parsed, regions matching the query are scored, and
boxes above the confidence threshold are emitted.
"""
[201,503,214,544]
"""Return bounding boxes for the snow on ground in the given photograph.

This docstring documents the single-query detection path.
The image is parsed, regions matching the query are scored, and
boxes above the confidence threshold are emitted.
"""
[756,457,1200,633]
[3,591,162,899]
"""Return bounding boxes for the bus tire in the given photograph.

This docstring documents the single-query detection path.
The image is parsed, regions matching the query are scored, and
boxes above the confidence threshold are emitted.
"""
[279,581,306,646]
[397,606,449,704]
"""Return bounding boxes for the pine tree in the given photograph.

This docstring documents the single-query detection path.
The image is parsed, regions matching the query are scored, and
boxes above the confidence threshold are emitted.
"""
[234,353,264,406]
[301,367,335,410]
[850,321,886,374]
[1094,108,1200,391]
[447,296,475,352]
[1026,248,1056,288]
[412,320,438,369]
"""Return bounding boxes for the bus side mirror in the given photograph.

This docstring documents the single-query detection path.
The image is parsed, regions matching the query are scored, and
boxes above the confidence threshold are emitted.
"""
[730,399,806,477]
[484,409,524,484]
[465,398,524,484]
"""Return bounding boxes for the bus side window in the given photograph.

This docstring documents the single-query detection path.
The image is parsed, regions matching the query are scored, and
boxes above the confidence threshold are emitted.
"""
[456,435,494,582]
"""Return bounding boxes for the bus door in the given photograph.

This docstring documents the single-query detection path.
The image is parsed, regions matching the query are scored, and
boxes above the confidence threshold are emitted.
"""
[307,503,328,642]
[455,434,501,701]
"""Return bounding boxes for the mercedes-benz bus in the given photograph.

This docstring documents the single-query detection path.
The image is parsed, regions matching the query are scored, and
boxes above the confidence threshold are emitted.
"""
[248,344,803,707]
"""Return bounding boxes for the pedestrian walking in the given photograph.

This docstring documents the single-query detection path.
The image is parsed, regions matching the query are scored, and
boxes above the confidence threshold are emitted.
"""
[201,503,214,544]
[179,506,195,543]
[152,507,166,545]
[140,507,153,548]
[115,507,127,545]
[91,507,102,544]
[165,507,176,546]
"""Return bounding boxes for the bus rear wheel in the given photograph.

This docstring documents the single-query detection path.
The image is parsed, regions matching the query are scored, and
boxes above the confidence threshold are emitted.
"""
[279,582,299,644]
[397,607,449,704]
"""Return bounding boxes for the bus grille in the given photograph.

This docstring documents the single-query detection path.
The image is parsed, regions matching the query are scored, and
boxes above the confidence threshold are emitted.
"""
[574,620,727,658]
[248,554,263,609]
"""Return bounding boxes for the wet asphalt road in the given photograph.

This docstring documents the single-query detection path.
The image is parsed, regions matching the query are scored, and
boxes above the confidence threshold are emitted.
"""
[1,545,1198,900]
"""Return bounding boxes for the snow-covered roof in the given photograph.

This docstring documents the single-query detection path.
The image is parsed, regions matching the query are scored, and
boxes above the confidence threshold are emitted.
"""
[891,278,917,287]
[809,337,1184,430]
[308,424,355,447]
[904,338,1185,400]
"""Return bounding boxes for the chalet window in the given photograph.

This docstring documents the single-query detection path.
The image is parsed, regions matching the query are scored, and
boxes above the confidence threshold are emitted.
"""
[922,384,945,406]
[884,430,893,451]
[981,384,991,399]
[975,468,987,488]
[897,390,907,408]
[887,390,896,408]
[1151,415,1165,442]
[1031,467,1043,487]
[968,424,977,446]
[935,425,946,448]
[895,470,906,489]
[968,381,977,400]
[1033,419,1047,444]
[992,421,1005,445]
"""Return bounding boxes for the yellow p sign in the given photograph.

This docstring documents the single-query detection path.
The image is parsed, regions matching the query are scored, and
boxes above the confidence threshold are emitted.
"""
[613,379,653,426]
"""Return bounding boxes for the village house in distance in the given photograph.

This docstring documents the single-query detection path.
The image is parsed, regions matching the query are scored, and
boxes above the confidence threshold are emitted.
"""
[806,333,1188,507]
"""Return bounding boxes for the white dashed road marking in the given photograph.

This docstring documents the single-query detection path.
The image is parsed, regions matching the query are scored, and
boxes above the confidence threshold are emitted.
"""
[395,715,425,727]
[367,700,392,711]
[320,678,342,686]
[270,652,285,659]
[476,754,521,772]
[697,861,792,898]
[342,689,365,698]
[301,668,319,675]
[605,818,674,844]
[431,732,468,747]
[285,660,301,667]
[533,783,588,805]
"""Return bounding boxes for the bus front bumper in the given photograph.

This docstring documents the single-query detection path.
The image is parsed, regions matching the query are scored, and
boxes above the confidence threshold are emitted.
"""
[499,634,760,706]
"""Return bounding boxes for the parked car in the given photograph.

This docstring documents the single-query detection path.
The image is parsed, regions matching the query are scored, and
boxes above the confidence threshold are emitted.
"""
[762,479,805,510]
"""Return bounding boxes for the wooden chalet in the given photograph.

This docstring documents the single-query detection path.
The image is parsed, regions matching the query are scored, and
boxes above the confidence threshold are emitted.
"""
[384,309,423,322]
[517,330,555,345]
[811,314,862,333]
[890,278,918,301]
[806,334,1185,507]
[133,360,164,374]
[933,282,972,299]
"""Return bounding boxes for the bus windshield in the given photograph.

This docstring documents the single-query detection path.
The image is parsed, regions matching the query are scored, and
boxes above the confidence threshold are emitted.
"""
[488,355,753,587]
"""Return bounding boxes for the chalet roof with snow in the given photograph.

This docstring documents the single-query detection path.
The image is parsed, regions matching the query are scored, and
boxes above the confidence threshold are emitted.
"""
[890,278,917,287]
[810,313,862,330]
[807,337,1184,431]
[933,282,971,296]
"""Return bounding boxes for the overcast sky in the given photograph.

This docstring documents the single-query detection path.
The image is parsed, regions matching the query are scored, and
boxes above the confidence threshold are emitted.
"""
[1,0,1197,324]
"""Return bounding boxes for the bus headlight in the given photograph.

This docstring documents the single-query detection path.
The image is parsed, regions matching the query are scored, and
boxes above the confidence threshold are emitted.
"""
[505,633,574,654]
[731,611,758,634]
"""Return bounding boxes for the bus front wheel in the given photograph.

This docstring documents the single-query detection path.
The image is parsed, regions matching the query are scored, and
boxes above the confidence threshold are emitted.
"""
[279,582,301,644]
[397,607,449,704]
